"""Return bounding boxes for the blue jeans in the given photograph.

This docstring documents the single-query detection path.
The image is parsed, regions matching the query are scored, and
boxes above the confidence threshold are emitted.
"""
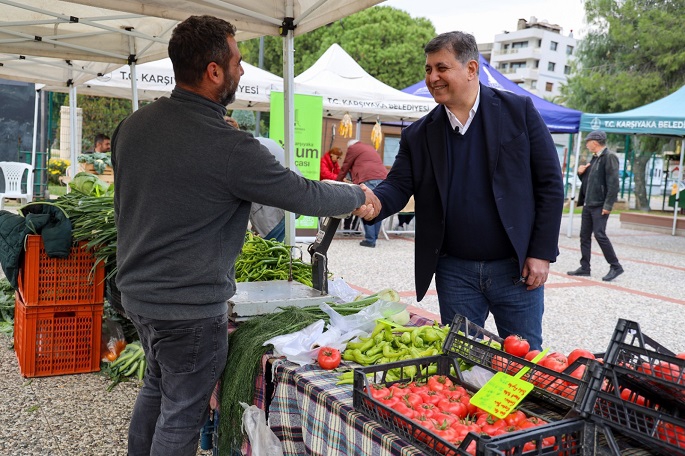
[435,256,544,350]
[126,311,229,456]
[264,217,285,243]
[362,179,383,245]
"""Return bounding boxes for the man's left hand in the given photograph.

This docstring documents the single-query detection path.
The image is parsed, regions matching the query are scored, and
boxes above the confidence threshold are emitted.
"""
[522,257,550,290]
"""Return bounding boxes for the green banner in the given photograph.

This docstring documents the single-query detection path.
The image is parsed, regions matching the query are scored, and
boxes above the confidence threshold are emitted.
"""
[270,92,323,229]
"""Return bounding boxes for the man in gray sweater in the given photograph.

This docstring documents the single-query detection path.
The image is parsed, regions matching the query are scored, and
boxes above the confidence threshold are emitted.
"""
[112,15,375,456]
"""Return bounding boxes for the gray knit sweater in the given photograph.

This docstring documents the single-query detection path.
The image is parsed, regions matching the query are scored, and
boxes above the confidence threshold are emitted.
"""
[112,87,365,320]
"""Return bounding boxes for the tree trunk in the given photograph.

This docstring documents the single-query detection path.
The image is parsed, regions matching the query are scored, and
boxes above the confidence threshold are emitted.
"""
[633,151,652,211]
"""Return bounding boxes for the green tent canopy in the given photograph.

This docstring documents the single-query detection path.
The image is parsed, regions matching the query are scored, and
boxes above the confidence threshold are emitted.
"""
[580,86,685,136]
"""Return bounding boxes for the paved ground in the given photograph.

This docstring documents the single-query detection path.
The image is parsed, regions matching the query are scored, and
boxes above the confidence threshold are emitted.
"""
[326,213,685,355]
[1,202,683,455]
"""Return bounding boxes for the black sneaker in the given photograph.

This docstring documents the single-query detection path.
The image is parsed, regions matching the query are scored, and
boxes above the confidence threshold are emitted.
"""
[602,266,624,282]
[567,267,591,276]
[359,240,375,248]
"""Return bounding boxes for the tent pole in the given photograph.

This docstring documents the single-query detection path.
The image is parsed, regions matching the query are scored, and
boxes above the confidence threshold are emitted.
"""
[69,84,78,178]
[31,87,40,170]
[283,0,296,245]
[566,134,582,237]
[130,61,139,112]
[673,143,684,236]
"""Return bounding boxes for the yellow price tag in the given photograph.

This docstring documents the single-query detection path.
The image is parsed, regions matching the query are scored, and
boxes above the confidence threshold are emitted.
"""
[469,348,548,419]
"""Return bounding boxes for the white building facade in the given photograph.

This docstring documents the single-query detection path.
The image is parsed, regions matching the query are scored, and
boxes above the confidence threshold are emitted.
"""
[489,17,577,99]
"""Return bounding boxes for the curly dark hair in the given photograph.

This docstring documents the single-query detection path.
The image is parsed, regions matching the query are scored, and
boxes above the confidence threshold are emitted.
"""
[424,31,479,68]
[168,15,237,86]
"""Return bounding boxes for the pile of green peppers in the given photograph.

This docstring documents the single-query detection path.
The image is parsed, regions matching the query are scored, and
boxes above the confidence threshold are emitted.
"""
[337,321,454,384]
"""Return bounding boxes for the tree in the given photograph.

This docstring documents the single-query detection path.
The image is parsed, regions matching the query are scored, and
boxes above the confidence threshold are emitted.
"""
[63,95,132,152]
[562,0,685,211]
[238,6,435,90]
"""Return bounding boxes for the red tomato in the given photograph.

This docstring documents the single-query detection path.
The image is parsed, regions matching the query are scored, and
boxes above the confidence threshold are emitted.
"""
[503,335,530,357]
[656,422,685,447]
[427,375,454,392]
[391,400,415,419]
[368,384,390,400]
[431,410,457,426]
[620,387,646,406]
[503,410,527,427]
[567,348,595,366]
[317,346,341,370]
[437,398,468,419]
[491,354,508,372]
[443,384,467,399]
[400,392,423,409]
[409,379,429,394]
[524,350,541,361]
[676,353,685,360]
[540,352,569,372]
[570,364,586,380]
[419,390,443,405]
[654,362,682,384]
[377,391,399,409]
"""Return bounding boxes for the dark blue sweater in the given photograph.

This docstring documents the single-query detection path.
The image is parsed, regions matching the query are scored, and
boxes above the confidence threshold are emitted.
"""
[442,108,515,260]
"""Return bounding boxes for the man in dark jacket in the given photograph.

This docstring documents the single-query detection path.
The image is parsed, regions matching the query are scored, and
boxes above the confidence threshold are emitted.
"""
[362,31,564,350]
[568,130,624,281]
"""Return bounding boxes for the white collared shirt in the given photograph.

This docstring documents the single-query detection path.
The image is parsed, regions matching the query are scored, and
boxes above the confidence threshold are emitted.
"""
[444,86,481,134]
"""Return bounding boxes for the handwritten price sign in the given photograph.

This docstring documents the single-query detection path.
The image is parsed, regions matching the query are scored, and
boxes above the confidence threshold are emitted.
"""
[469,348,548,419]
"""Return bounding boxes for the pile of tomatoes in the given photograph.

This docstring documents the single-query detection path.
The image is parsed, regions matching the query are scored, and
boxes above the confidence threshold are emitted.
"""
[494,335,600,401]
[366,375,557,455]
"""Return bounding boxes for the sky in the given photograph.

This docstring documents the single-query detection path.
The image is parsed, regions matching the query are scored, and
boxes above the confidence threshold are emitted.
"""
[380,0,587,43]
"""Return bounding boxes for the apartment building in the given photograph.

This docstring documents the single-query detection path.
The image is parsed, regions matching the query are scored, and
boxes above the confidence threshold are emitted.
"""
[489,17,577,99]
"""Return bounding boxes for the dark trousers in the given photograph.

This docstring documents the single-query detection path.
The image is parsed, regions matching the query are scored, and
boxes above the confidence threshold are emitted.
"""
[579,205,620,270]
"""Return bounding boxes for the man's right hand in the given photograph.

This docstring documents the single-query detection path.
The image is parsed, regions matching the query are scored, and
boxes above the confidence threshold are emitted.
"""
[352,184,382,220]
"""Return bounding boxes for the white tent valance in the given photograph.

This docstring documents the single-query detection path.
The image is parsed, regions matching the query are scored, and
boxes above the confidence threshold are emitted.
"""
[295,43,436,121]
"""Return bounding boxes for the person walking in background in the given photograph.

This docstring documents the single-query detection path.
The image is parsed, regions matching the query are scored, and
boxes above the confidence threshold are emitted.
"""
[320,147,342,180]
[338,139,388,247]
[362,31,564,350]
[567,130,624,282]
[111,15,376,456]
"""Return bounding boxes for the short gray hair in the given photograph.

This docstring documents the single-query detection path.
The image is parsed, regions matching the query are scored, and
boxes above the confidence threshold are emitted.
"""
[347,139,360,148]
[425,31,479,67]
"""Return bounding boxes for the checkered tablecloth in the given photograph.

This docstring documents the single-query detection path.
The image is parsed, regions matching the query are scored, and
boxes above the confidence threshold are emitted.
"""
[268,361,425,456]
[268,314,437,456]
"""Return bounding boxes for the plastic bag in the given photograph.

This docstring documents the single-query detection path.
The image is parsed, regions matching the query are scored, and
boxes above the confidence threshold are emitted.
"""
[320,299,407,334]
[100,318,126,362]
[461,365,495,389]
[240,402,283,456]
[263,320,364,365]
[326,278,360,303]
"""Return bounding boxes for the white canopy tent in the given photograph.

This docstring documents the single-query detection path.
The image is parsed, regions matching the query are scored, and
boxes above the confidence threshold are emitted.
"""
[295,43,437,122]
[7,0,384,243]
[70,59,283,111]
[0,0,179,175]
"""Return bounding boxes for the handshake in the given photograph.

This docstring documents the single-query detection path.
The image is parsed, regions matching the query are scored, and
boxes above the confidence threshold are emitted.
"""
[352,183,382,221]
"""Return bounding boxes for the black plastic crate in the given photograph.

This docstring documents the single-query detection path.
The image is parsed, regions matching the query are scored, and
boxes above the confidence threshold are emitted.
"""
[481,419,597,456]
[443,315,598,409]
[602,319,685,410]
[580,319,685,455]
[352,355,592,456]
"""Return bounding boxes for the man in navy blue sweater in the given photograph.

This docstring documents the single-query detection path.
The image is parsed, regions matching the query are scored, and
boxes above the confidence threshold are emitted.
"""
[366,31,564,350]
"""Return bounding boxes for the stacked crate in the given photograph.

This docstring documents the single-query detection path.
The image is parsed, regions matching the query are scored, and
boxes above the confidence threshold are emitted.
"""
[14,235,105,377]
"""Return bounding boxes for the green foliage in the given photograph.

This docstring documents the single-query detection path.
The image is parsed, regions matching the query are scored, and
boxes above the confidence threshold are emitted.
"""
[238,6,435,90]
[563,0,685,211]
[47,158,70,185]
[63,95,132,153]
[231,110,256,132]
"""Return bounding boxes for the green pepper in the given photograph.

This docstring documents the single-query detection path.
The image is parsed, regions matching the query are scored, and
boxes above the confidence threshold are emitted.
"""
[383,344,407,359]
[421,328,442,343]
[399,332,412,345]
[365,341,386,357]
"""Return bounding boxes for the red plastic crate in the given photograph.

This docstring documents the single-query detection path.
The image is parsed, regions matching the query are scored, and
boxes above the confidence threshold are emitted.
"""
[18,234,105,306]
[14,293,103,377]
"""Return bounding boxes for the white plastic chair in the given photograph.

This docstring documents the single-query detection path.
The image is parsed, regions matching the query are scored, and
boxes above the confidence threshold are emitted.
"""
[58,166,73,194]
[0,161,34,210]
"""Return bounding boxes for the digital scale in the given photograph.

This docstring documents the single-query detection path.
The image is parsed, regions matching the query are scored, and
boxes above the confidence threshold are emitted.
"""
[228,216,343,321]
